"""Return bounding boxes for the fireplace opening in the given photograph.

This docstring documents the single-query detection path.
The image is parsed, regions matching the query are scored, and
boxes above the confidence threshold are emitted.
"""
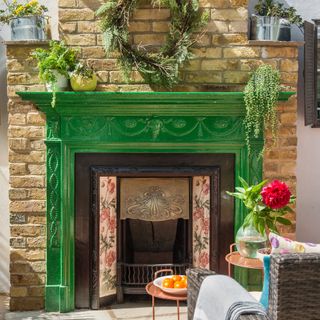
[123,219,188,265]
[75,153,235,309]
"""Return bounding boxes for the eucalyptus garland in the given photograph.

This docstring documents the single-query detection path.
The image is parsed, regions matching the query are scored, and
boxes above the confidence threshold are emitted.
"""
[244,64,281,155]
[96,0,208,88]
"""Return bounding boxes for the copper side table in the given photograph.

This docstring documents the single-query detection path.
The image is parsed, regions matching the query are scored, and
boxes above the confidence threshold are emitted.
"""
[145,269,187,320]
[225,243,263,277]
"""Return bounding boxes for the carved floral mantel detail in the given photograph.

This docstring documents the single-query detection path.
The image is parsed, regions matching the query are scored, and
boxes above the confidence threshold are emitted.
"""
[63,116,243,141]
[192,176,210,269]
[99,176,117,298]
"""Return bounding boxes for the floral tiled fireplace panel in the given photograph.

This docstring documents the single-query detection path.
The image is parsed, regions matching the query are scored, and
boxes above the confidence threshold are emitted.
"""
[99,177,117,298]
[75,153,235,309]
[99,175,210,299]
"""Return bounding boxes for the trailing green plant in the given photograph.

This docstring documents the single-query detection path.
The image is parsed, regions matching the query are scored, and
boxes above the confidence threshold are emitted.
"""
[0,0,48,24]
[244,64,281,155]
[96,0,208,88]
[31,40,79,107]
[70,62,95,79]
[227,177,294,235]
[254,0,303,26]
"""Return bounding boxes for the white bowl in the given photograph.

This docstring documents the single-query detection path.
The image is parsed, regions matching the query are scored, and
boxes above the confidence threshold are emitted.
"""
[153,275,187,296]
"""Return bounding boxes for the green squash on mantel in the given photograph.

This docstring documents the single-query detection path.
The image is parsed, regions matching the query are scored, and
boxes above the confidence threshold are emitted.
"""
[70,74,98,92]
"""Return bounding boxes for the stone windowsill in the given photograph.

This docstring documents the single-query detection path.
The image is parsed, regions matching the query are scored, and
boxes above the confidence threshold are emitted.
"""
[249,40,304,47]
[3,40,49,46]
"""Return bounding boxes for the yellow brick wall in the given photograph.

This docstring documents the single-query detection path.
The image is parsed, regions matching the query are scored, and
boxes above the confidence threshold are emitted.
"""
[6,0,300,310]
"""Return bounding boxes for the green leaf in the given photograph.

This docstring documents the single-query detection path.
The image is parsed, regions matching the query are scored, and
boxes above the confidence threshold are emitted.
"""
[226,191,246,200]
[238,176,249,189]
[235,187,246,193]
[276,217,292,225]
[251,179,268,194]
[282,206,294,213]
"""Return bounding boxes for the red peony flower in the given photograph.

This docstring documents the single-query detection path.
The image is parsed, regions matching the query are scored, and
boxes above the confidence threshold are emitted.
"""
[261,180,291,210]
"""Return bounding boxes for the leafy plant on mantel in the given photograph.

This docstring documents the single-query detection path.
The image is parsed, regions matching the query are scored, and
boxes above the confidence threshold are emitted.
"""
[96,0,208,88]
[244,64,281,155]
[31,40,79,107]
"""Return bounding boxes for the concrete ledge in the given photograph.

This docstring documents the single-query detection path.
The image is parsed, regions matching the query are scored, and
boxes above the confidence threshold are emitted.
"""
[249,40,304,47]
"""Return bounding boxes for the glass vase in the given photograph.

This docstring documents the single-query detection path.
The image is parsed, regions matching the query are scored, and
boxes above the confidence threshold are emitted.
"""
[236,222,268,258]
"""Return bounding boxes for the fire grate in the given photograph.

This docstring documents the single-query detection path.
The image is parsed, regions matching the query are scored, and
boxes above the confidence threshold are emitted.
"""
[118,263,190,295]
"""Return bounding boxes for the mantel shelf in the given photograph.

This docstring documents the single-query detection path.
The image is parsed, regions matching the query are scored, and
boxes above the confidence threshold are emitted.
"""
[17,91,295,117]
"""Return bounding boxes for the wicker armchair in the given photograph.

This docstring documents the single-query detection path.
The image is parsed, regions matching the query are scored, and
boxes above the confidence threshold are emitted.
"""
[187,253,320,320]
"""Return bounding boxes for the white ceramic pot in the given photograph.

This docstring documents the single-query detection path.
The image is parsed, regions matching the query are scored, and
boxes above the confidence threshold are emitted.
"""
[46,70,69,92]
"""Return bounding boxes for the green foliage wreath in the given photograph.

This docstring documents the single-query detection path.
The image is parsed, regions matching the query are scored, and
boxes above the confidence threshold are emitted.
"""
[96,0,208,88]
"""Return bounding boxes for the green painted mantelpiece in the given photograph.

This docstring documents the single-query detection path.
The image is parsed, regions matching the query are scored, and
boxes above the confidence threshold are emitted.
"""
[17,91,294,312]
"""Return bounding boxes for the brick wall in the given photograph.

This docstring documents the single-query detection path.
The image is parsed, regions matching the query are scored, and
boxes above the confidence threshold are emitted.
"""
[6,0,299,311]
[7,43,47,310]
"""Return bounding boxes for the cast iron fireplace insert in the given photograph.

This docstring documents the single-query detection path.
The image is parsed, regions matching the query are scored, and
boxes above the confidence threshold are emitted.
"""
[75,153,235,309]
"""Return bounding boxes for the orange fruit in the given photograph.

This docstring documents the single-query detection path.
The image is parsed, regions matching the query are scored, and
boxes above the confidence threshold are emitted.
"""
[172,275,182,282]
[174,281,185,289]
[181,277,188,287]
[181,275,187,281]
[162,278,174,288]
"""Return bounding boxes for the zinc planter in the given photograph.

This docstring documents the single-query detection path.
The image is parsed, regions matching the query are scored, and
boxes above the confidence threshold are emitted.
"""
[278,20,291,41]
[46,71,69,92]
[70,74,98,92]
[11,16,46,41]
[251,15,282,41]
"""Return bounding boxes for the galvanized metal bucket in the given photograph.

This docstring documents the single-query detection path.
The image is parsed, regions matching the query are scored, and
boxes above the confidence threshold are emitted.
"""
[251,15,281,41]
[278,20,291,41]
[10,16,46,41]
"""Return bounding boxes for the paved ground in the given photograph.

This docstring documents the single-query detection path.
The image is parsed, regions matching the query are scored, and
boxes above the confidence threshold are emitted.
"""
[1,296,187,320]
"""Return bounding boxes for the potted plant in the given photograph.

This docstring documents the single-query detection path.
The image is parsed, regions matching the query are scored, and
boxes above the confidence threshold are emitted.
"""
[244,64,280,155]
[31,40,78,92]
[31,40,78,107]
[0,0,48,41]
[227,177,295,258]
[70,62,97,92]
[251,0,303,41]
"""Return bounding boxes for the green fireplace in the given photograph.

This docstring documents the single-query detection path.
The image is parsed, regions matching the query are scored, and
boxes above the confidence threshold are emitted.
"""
[18,91,293,312]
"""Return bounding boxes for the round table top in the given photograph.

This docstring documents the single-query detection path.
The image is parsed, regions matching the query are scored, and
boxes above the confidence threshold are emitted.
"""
[145,282,187,301]
[225,251,263,270]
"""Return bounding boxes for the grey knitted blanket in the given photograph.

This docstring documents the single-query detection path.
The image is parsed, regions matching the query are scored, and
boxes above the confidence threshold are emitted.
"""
[193,275,268,320]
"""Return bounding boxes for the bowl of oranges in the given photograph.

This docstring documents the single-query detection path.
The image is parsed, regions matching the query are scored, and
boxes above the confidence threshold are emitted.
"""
[153,275,188,295]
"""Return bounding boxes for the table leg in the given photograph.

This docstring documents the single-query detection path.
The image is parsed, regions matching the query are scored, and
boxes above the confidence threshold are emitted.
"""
[228,261,231,277]
[177,300,180,320]
[152,296,155,320]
